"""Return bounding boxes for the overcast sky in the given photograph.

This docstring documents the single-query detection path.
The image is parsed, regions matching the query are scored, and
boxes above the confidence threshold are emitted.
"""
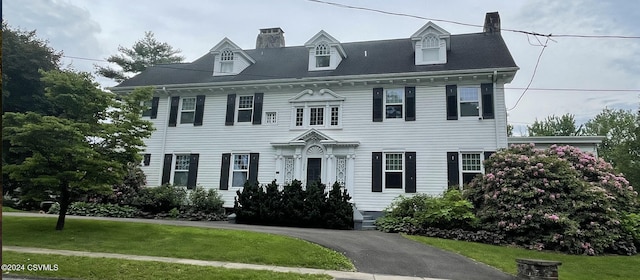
[4,0,640,134]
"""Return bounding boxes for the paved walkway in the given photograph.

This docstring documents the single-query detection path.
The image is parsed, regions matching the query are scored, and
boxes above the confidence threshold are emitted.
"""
[4,213,516,280]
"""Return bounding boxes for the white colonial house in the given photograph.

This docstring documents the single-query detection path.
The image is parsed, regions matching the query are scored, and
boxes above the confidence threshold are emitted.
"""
[111,12,518,212]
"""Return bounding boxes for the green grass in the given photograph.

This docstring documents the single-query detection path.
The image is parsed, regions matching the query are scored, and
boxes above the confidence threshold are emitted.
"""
[405,235,640,280]
[3,251,332,280]
[3,216,354,271]
[2,206,25,212]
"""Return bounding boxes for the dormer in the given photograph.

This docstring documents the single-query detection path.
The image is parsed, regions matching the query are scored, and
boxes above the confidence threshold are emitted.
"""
[304,30,347,71]
[411,22,450,65]
[210,38,255,76]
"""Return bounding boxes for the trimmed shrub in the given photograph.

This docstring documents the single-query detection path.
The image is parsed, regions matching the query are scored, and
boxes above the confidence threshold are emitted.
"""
[48,202,138,218]
[466,144,639,255]
[234,180,353,229]
[187,186,224,214]
[132,184,187,214]
[375,189,478,233]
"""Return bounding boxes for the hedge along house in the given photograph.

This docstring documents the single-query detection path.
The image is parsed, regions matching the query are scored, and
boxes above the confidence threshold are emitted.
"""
[110,12,518,212]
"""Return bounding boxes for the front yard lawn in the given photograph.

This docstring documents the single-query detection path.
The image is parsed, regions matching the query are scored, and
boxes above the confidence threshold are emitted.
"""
[3,251,332,280]
[3,216,354,271]
[405,235,640,280]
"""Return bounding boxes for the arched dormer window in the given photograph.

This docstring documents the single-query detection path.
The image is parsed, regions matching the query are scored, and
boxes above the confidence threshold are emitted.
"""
[220,49,234,73]
[421,34,440,62]
[315,43,330,68]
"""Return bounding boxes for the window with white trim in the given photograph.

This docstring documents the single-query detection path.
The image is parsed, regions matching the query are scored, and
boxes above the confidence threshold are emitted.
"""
[180,97,196,124]
[295,108,304,127]
[309,107,324,126]
[461,153,482,184]
[141,100,152,117]
[459,87,480,117]
[220,49,234,73]
[265,112,277,124]
[232,154,249,187]
[237,95,254,122]
[315,43,330,68]
[384,153,403,189]
[421,34,440,62]
[330,107,339,126]
[385,88,403,119]
[173,154,190,186]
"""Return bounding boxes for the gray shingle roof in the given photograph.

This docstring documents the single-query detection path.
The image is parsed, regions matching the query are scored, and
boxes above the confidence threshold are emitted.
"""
[115,32,517,88]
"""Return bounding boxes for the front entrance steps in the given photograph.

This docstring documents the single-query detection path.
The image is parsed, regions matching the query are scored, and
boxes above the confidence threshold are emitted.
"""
[353,206,380,230]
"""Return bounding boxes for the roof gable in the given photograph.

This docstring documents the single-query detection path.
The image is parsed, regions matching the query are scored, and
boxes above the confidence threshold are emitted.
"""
[209,37,256,64]
[304,30,346,58]
[411,21,451,50]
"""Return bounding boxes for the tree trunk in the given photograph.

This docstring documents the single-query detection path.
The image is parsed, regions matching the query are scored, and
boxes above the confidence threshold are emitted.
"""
[55,185,70,231]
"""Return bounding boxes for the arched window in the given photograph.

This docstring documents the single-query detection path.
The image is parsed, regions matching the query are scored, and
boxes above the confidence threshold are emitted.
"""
[421,34,440,62]
[220,49,234,73]
[315,43,330,67]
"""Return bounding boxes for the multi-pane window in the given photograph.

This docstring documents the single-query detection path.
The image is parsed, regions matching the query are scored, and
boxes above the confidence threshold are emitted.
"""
[461,153,482,185]
[220,49,234,73]
[422,34,440,62]
[459,87,480,117]
[310,107,324,126]
[315,43,330,67]
[385,89,403,119]
[232,154,249,187]
[180,97,196,124]
[237,96,254,122]
[142,100,153,117]
[330,107,339,126]
[295,108,304,126]
[265,112,277,124]
[174,154,190,186]
[385,153,403,189]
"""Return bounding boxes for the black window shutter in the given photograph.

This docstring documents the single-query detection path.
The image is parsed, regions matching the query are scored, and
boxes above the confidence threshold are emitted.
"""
[161,154,173,185]
[372,152,383,192]
[225,94,236,126]
[194,95,205,126]
[187,154,199,189]
[405,87,416,121]
[220,153,231,190]
[447,152,459,187]
[481,83,494,119]
[143,154,151,166]
[405,152,417,193]
[252,93,264,124]
[168,96,180,127]
[373,88,383,122]
[446,85,458,120]
[248,153,260,183]
[150,97,160,119]
[484,151,495,162]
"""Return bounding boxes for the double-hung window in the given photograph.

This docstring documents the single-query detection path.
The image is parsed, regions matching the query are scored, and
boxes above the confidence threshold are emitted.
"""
[232,154,249,187]
[180,97,196,124]
[173,154,190,186]
[384,153,404,189]
[309,107,324,126]
[421,35,440,62]
[315,43,330,68]
[295,108,304,127]
[461,153,482,184]
[142,100,153,117]
[220,49,234,73]
[330,107,340,126]
[459,87,480,117]
[237,96,254,122]
[385,89,403,119]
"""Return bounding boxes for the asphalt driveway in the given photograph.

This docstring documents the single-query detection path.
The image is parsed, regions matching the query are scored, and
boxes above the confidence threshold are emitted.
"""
[5,213,516,280]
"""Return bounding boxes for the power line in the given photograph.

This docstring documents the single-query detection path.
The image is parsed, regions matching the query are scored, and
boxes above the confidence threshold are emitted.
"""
[507,37,549,112]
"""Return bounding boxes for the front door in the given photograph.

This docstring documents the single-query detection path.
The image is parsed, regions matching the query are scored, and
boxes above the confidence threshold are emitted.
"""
[306,158,322,184]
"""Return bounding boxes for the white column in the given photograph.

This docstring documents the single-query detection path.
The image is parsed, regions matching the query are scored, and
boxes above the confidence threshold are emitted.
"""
[294,153,302,182]
[325,154,334,187]
[274,155,283,184]
[346,154,356,200]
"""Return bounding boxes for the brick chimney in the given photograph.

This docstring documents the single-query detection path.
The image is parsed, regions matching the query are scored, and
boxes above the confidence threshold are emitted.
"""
[484,12,500,34]
[256,28,285,48]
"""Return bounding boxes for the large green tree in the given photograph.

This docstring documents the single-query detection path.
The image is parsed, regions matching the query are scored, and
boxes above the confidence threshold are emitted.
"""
[3,69,154,230]
[527,114,584,136]
[585,108,639,189]
[96,31,184,83]
[2,22,62,114]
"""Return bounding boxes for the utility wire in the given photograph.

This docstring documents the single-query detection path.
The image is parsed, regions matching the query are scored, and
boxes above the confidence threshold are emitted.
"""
[507,37,549,111]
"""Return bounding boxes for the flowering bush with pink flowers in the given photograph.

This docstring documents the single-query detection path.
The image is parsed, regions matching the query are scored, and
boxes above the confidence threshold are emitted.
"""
[466,143,639,255]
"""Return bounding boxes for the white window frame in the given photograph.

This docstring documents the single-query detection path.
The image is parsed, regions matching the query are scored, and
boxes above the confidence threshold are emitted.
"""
[315,43,330,68]
[231,154,250,188]
[294,108,304,127]
[330,106,340,126]
[458,87,481,117]
[237,95,254,123]
[459,152,484,185]
[290,103,342,129]
[421,34,440,63]
[220,49,234,73]
[384,88,404,120]
[172,154,190,186]
[309,107,324,126]
[384,153,404,190]
[265,112,277,124]
[180,97,196,124]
